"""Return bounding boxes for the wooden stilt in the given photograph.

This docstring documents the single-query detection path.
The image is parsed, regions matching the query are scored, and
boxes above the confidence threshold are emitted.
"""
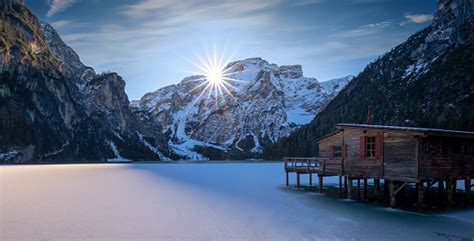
[384,180,389,201]
[348,177,353,199]
[452,179,457,202]
[309,173,313,187]
[357,179,361,200]
[339,176,343,193]
[318,175,323,193]
[285,172,289,187]
[374,179,380,199]
[447,178,453,204]
[297,173,301,189]
[363,178,368,201]
[390,181,396,208]
[344,176,348,196]
[417,181,424,205]
[438,179,444,203]
[466,177,471,201]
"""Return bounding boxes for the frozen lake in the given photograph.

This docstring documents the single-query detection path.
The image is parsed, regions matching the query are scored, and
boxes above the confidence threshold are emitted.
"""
[1,163,474,241]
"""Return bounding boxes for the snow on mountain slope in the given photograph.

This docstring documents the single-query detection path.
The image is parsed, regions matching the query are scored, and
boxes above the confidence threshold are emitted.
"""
[133,58,352,159]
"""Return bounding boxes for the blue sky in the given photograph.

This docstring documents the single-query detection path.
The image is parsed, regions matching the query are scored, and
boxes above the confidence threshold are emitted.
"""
[28,0,437,100]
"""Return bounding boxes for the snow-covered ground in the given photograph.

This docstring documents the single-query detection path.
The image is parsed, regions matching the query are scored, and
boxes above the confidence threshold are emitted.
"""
[1,163,473,241]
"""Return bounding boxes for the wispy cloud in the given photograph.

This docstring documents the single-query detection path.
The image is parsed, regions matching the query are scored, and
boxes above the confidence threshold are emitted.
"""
[290,0,323,7]
[50,20,87,30]
[122,0,283,19]
[47,0,79,17]
[405,14,433,23]
[331,21,392,38]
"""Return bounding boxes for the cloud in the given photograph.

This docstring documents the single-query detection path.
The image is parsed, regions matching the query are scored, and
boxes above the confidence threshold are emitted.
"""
[50,20,87,30]
[122,0,283,19]
[47,0,79,17]
[331,21,392,38]
[405,14,433,23]
[290,0,323,6]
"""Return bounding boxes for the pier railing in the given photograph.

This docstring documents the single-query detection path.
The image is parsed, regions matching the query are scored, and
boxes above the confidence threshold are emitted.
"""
[284,157,328,173]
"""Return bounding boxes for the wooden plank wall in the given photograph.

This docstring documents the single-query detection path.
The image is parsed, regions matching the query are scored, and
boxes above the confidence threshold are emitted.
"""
[418,136,474,179]
[344,128,383,178]
[383,132,418,180]
[318,132,343,175]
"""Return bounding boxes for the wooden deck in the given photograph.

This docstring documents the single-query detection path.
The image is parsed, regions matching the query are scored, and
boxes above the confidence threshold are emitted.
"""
[284,157,333,192]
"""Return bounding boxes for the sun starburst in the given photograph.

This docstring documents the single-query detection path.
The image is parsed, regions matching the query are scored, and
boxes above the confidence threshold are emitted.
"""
[184,44,245,105]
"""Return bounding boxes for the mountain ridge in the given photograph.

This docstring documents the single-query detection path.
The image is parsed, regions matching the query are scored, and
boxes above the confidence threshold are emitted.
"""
[133,57,353,159]
[264,0,474,159]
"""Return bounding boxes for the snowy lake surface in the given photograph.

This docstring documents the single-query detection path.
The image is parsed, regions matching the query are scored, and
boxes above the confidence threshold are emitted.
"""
[1,162,474,241]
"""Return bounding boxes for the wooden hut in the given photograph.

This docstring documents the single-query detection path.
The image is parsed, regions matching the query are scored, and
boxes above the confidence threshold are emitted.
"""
[286,123,474,207]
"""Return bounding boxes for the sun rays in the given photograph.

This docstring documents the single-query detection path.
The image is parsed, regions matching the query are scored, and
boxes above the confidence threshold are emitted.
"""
[183,44,246,106]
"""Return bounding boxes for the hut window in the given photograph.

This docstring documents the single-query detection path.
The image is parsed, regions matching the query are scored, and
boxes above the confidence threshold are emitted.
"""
[333,145,342,158]
[366,136,376,158]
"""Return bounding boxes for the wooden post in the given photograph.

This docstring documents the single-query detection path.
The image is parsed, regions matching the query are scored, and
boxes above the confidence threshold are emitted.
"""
[348,177,353,199]
[466,177,471,201]
[357,179,361,200]
[297,173,301,189]
[390,181,396,208]
[344,176,348,196]
[286,172,289,187]
[453,178,457,202]
[384,180,389,201]
[438,179,444,203]
[417,181,424,205]
[363,178,368,201]
[447,178,453,204]
[339,176,343,193]
[309,173,313,187]
[374,179,380,199]
[318,175,323,193]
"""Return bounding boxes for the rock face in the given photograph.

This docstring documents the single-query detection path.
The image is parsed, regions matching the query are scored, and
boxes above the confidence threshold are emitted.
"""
[0,1,169,163]
[266,0,474,158]
[134,57,352,159]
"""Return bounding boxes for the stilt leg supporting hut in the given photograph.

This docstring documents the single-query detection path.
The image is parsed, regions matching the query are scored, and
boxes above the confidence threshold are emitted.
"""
[348,177,353,199]
[417,181,424,205]
[363,178,368,201]
[357,179,361,200]
[344,176,348,197]
[297,173,301,189]
[374,179,380,200]
[318,176,323,193]
[466,177,471,200]
[447,178,454,204]
[389,181,408,208]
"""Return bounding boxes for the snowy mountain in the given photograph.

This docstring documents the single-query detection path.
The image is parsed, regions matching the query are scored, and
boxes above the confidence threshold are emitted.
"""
[0,1,169,163]
[133,58,352,159]
[266,0,474,158]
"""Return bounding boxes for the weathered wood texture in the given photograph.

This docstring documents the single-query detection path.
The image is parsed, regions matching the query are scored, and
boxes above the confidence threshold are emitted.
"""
[341,128,383,178]
[317,131,344,175]
[317,126,474,182]
[383,132,418,180]
[418,136,474,179]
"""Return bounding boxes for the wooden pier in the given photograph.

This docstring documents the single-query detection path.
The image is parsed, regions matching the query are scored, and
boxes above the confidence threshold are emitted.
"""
[284,124,474,208]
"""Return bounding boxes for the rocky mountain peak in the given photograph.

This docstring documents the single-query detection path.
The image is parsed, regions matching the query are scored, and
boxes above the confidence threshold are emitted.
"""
[41,22,95,83]
[134,56,352,159]
[280,65,303,79]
